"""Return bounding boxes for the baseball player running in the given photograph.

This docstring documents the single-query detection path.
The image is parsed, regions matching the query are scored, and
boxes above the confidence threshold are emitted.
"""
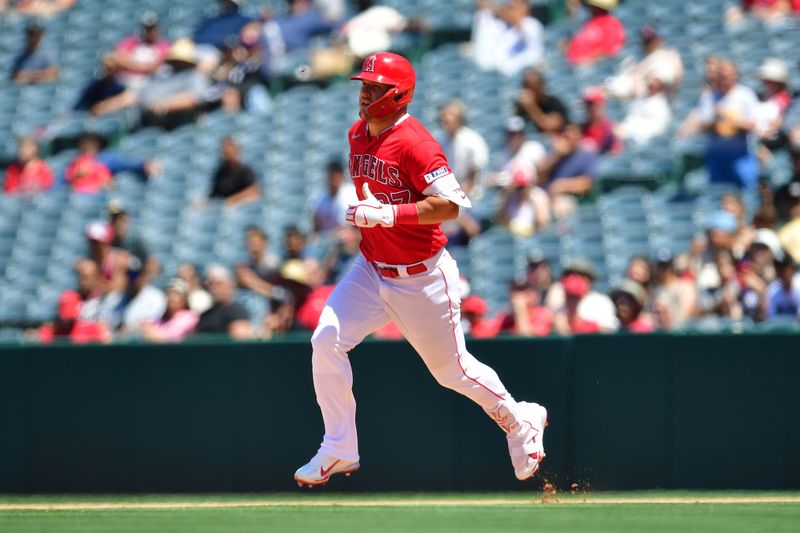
[294,52,547,487]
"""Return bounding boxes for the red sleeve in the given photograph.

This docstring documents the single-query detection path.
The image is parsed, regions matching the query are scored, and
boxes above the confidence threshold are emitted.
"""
[402,140,452,194]
[36,161,54,191]
[566,23,598,64]
[3,165,20,193]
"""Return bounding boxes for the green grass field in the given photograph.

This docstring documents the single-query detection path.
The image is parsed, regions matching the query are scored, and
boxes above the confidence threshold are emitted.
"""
[1,492,799,533]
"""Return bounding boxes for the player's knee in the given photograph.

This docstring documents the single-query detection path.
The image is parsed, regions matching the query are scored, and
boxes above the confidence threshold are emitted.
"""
[311,325,348,373]
[430,367,463,391]
[311,323,339,352]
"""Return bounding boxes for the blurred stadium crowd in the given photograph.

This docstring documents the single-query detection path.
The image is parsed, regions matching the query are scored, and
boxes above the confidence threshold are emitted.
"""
[1,0,800,344]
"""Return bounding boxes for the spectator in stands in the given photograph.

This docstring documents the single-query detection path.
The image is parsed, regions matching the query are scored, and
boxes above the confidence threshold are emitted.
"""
[515,69,570,134]
[110,12,172,91]
[774,143,800,224]
[85,220,128,294]
[720,192,756,258]
[524,252,555,303]
[73,258,106,322]
[235,225,281,298]
[278,226,313,308]
[581,87,619,154]
[778,183,800,263]
[471,0,544,76]
[140,279,200,343]
[698,59,759,189]
[37,290,111,344]
[565,0,625,66]
[504,279,553,336]
[536,122,598,219]
[698,248,744,320]
[99,256,167,335]
[606,25,684,101]
[64,133,113,194]
[766,254,800,319]
[677,55,722,139]
[697,210,738,290]
[614,70,673,146]
[10,20,58,84]
[208,136,261,205]
[73,55,137,117]
[490,116,546,188]
[725,0,800,27]
[3,137,53,195]
[194,0,254,51]
[14,0,75,16]
[625,255,652,291]
[461,294,502,338]
[205,36,257,113]
[195,264,253,339]
[313,160,358,233]
[107,199,159,281]
[338,1,415,61]
[652,248,697,330]
[610,281,654,333]
[178,263,213,314]
[496,167,550,237]
[294,258,336,331]
[438,100,489,198]
[139,38,210,130]
[276,0,335,54]
[546,259,618,333]
[754,58,792,161]
[322,225,361,283]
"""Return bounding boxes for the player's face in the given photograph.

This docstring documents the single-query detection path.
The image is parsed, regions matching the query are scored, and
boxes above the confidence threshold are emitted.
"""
[359,80,392,118]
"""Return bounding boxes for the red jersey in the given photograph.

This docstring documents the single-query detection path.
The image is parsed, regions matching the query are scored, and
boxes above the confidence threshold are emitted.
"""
[566,14,625,65]
[348,113,450,264]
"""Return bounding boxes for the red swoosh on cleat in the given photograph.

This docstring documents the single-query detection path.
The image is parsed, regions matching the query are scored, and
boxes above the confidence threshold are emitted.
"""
[320,460,340,478]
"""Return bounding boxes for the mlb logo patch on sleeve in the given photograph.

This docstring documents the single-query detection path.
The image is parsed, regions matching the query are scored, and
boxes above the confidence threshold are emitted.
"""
[423,166,450,184]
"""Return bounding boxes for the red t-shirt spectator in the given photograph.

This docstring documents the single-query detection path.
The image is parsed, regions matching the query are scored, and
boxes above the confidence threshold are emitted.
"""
[65,154,112,193]
[296,285,336,331]
[38,290,110,344]
[566,13,625,65]
[3,159,54,194]
[620,318,654,334]
[500,306,554,336]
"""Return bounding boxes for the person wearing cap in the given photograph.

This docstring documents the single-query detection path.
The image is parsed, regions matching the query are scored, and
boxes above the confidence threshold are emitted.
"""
[652,248,698,330]
[698,59,760,189]
[614,68,673,146]
[765,254,800,320]
[460,294,502,338]
[546,259,618,333]
[490,115,546,189]
[64,133,113,194]
[610,281,654,333]
[606,25,683,101]
[536,122,598,219]
[110,11,172,91]
[3,136,54,196]
[496,160,551,237]
[754,58,792,159]
[515,69,570,134]
[138,38,210,130]
[697,210,739,290]
[73,55,136,117]
[141,279,200,343]
[471,0,544,76]
[438,100,489,199]
[36,290,111,345]
[85,220,129,294]
[565,0,625,66]
[580,87,619,154]
[10,20,58,84]
[196,264,253,340]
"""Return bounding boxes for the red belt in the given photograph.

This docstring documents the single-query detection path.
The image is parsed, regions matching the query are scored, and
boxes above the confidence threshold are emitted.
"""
[374,262,428,278]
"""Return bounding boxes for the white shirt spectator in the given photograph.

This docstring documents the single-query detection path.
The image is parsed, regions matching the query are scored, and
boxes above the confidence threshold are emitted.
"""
[697,84,759,137]
[494,140,546,187]
[341,6,407,57]
[607,47,683,100]
[471,7,544,76]
[616,91,672,145]
[313,182,358,232]
[440,125,489,193]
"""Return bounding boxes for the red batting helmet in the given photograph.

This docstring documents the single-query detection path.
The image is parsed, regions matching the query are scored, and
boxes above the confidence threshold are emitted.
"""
[351,52,416,120]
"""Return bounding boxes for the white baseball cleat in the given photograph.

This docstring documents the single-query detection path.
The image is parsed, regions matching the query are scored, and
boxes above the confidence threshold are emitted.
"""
[294,452,360,487]
[507,402,548,481]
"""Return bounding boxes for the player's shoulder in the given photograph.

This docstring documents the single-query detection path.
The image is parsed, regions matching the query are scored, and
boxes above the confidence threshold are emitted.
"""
[400,115,437,143]
[348,119,367,142]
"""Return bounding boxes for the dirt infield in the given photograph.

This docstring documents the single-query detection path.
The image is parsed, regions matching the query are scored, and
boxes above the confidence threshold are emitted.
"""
[2,495,799,511]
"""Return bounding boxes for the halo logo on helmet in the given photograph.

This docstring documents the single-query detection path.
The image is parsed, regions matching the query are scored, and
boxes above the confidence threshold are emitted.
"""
[351,52,416,120]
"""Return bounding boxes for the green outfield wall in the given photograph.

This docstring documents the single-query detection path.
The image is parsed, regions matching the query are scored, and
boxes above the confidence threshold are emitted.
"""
[1,334,798,492]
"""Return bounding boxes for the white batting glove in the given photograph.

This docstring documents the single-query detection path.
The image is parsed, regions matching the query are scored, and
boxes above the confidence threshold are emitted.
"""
[346,183,396,228]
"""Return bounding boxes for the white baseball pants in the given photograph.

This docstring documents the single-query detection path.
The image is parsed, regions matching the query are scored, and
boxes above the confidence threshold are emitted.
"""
[311,248,519,462]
